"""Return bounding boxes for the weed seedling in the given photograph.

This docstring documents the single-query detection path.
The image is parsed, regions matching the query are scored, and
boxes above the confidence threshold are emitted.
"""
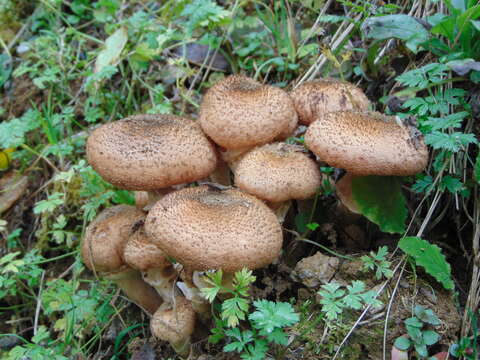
[393,305,441,359]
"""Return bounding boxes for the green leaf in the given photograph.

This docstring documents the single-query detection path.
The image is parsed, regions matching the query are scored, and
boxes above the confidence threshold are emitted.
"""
[414,305,441,325]
[415,343,429,357]
[342,281,366,310]
[394,336,412,350]
[405,316,423,328]
[265,327,289,345]
[413,175,434,194]
[425,131,477,152]
[306,222,320,231]
[423,112,468,131]
[0,109,42,149]
[351,176,407,234]
[423,330,440,346]
[249,300,299,333]
[440,175,464,194]
[362,14,430,52]
[221,297,250,327]
[233,268,256,297]
[33,193,65,214]
[94,26,128,74]
[399,237,454,290]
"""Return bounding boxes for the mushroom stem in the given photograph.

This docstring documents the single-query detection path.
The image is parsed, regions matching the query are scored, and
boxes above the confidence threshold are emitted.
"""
[176,269,211,321]
[106,269,162,315]
[142,265,179,305]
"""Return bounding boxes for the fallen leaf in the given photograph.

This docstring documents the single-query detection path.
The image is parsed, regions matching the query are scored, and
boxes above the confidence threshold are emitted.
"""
[0,172,28,214]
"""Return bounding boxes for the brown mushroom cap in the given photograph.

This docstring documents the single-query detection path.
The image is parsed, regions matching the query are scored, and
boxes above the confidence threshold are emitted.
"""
[81,205,145,273]
[199,75,298,149]
[305,111,429,176]
[145,186,283,272]
[234,143,321,202]
[86,114,218,190]
[291,79,370,125]
[151,296,196,346]
[122,220,172,272]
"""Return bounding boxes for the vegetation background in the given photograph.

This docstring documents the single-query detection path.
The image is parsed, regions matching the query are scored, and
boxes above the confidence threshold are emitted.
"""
[0,0,479,359]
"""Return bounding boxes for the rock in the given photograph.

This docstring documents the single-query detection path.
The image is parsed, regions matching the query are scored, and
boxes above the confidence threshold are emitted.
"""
[291,251,340,288]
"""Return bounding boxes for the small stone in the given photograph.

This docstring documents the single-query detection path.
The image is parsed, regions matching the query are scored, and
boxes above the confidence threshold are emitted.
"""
[291,252,340,288]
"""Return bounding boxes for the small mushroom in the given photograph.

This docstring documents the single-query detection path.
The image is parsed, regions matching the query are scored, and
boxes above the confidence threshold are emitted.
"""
[81,205,162,315]
[305,111,429,176]
[234,142,321,221]
[151,296,196,358]
[86,114,218,209]
[199,75,298,151]
[291,78,370,125]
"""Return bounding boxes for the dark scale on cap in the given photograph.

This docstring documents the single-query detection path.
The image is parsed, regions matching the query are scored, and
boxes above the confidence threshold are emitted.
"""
[86,114,217,190]
[145,186,283,272]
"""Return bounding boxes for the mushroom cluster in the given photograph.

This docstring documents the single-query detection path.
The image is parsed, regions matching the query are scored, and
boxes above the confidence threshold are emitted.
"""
[81,75,428,357]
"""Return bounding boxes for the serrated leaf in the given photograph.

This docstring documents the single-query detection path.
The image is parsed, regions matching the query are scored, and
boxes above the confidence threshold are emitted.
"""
[200,285,220,303]
[423,112,468,131]
[399,237,454,290]
[425,131,477,152]
[351,176,407,234]
[440,175,464,194]
[265,327,289,345]
[249,300,299,333]
[221,297,249,327]
[413,175,434,193]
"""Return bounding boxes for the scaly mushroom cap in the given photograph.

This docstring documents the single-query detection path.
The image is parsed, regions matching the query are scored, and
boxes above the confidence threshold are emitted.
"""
[122,219,172,272]
[305,111,429,175]
[234,143,321,202]
[291,79,370,125]
[86,114,218,190]
[151,296,196,346]
[145,186,283,272]
[81,205,145,274]
[199,75,298,149]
